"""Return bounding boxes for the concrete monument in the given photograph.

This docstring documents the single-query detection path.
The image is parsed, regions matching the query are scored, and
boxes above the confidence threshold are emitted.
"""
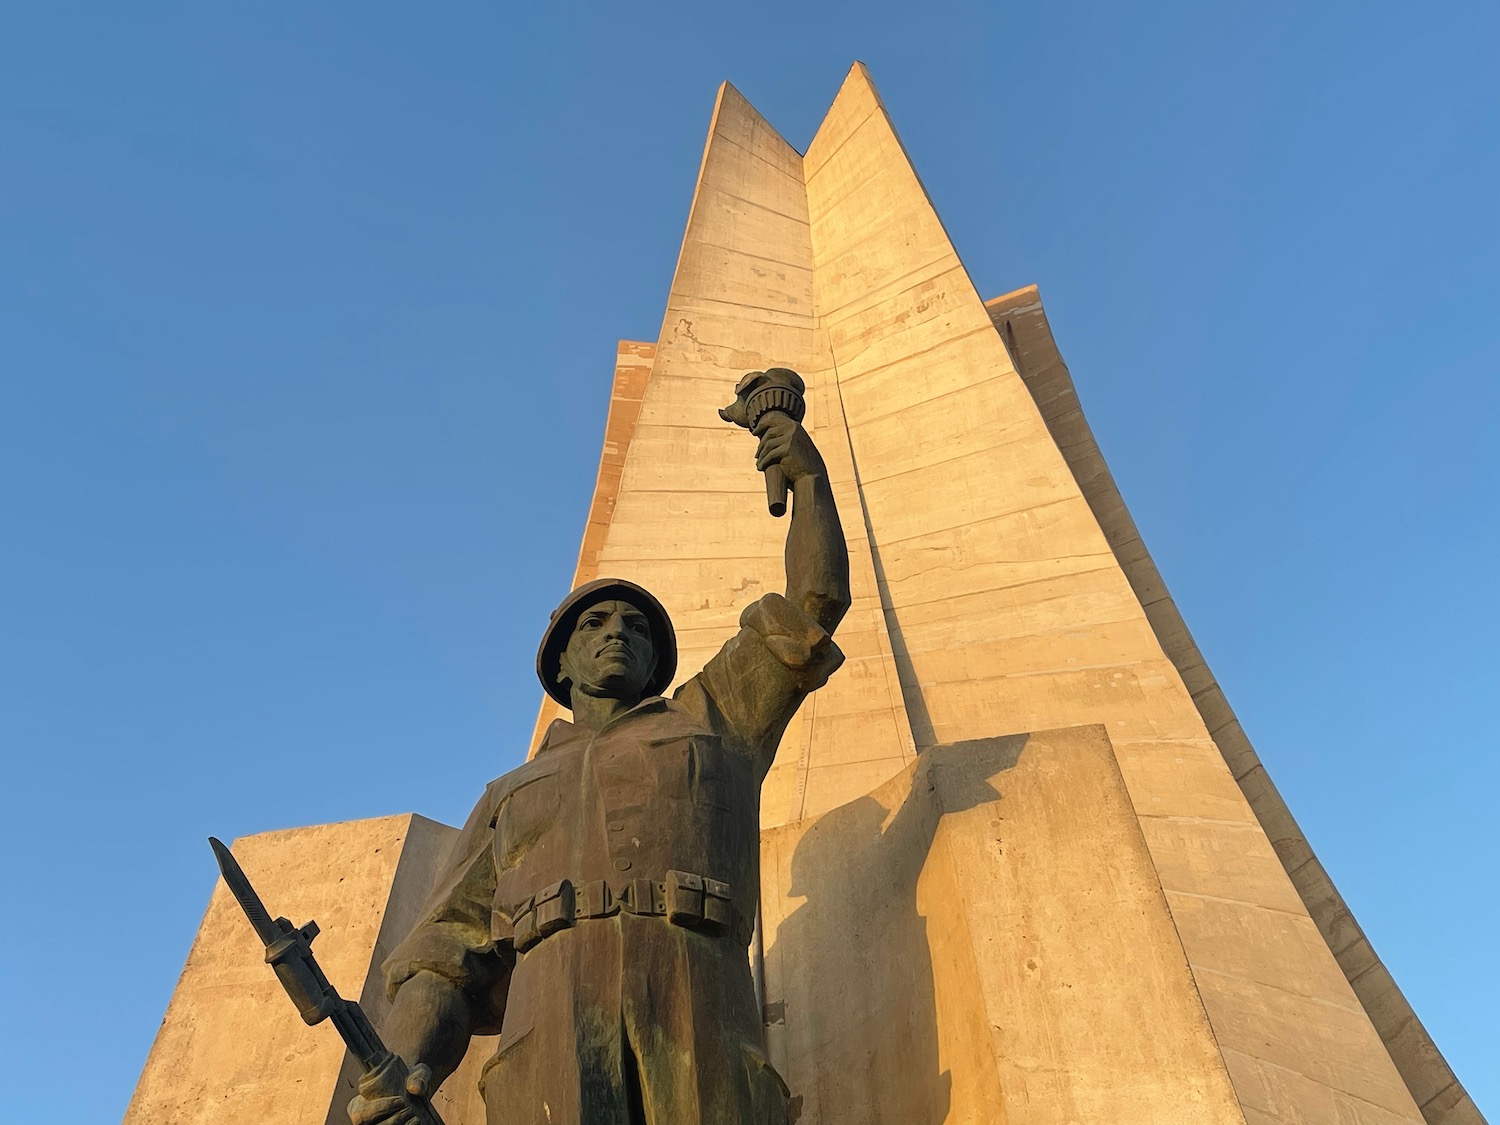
[127,65,1485,1125]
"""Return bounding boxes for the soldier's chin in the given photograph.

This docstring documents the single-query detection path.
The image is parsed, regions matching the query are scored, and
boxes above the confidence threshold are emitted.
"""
[586,663,643,697]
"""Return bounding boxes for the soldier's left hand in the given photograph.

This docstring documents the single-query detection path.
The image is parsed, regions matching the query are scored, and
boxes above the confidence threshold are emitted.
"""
[754,414,824,482]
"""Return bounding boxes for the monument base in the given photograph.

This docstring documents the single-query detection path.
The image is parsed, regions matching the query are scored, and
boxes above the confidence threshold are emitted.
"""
[132,727,1279,1125]
[760,724,1247,1125]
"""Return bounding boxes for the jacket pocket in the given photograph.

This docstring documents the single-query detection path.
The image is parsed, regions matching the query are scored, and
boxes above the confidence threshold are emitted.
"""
[492,764,562,866]
[647,732,739,810]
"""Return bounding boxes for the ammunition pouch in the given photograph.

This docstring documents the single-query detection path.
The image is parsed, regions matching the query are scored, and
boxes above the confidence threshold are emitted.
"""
[511,870,746,953]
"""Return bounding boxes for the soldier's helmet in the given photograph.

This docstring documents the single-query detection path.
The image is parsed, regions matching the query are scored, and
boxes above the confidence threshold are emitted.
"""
[536,577,678,706]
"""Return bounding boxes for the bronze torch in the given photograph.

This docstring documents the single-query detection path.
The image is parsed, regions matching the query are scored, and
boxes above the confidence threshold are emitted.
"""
[720,367,807,517]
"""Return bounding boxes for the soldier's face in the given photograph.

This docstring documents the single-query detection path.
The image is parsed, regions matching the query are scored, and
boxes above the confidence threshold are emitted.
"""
[558,599,657,702]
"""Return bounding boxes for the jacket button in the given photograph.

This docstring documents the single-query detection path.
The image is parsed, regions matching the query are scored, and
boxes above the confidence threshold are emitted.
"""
[613,858,632,872]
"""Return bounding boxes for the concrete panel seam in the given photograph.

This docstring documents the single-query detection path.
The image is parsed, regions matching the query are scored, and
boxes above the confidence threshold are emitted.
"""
[696,187,812,228]
[675,240,815,273]
[802,107,881,179]
[1165,888,1315,920]
[816,259,968,326]
[704,131,807,183]
[858,562,1119,610]
[1191,964,1366,1018]
[854,428,1044,487]
[1419,1081,1460,1113]
[660,294,816,320]
[830,325,1003,395]
[866,495,1081,551]
[1139,813,1270,829]
[1224,1050,1427,1124]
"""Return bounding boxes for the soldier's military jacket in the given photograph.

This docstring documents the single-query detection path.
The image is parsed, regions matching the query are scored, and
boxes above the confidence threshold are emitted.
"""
[383,591,843,1115]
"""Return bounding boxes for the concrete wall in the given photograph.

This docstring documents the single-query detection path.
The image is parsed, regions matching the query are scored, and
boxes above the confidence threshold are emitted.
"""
[985,285,1483,1125]
[524,64,1477,1123]
[126,815,492,1125]
[760,725,1246,1125]
[528,83,917,827]
[800,64,1425,1124]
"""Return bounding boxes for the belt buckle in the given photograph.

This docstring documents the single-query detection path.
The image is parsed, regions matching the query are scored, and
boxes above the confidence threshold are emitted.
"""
[629,877,660,915]
[579,879,614,919]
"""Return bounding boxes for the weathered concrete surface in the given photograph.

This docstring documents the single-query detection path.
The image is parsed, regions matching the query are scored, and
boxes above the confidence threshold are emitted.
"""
[523,64,1478,1123]
[527,83,917,827]
[798,63,1435,1124]
[985,285,1485,1125]
[529,340,657,750]
[125,815,492,1125]
[760,725,1247,1125]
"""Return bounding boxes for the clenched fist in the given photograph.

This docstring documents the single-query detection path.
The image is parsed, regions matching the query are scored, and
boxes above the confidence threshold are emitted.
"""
[753,414,825,484]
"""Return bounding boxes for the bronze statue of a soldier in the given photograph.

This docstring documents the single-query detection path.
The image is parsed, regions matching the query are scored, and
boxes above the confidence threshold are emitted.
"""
[349,370,849,1125]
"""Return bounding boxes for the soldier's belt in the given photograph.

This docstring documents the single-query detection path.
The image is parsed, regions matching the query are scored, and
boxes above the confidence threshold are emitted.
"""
[511,871,751,953]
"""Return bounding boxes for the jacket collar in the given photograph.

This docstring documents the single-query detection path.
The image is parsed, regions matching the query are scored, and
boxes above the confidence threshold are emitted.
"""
[537,695,672,753]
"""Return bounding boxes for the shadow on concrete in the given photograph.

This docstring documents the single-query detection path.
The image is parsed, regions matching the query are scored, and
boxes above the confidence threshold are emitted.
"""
[770,735,1025,1124]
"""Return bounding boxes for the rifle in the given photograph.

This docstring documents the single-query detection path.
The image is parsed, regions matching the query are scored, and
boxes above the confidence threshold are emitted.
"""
[209,837,446,1125]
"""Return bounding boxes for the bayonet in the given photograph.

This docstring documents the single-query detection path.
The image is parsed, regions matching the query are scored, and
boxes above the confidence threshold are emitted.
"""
[209,836,446,1125]
[209,836,279,946]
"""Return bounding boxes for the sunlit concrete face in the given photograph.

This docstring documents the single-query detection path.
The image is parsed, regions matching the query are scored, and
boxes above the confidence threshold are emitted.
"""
[760,726,1248,1124]
[541,64,1477,1125]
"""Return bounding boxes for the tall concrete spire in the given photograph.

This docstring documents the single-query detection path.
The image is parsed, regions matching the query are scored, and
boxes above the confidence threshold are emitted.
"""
[547,64,1480,1125]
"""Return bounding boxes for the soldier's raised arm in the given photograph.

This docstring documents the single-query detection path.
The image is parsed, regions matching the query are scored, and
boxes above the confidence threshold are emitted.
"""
[692,370,851,767]
[719,368,850,634]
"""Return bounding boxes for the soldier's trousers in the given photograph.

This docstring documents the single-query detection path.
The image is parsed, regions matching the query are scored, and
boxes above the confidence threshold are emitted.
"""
[479,913,788,1125]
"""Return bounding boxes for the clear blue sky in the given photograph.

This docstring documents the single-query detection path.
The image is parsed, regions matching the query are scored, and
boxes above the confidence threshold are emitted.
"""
[2,2,1495,1120]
